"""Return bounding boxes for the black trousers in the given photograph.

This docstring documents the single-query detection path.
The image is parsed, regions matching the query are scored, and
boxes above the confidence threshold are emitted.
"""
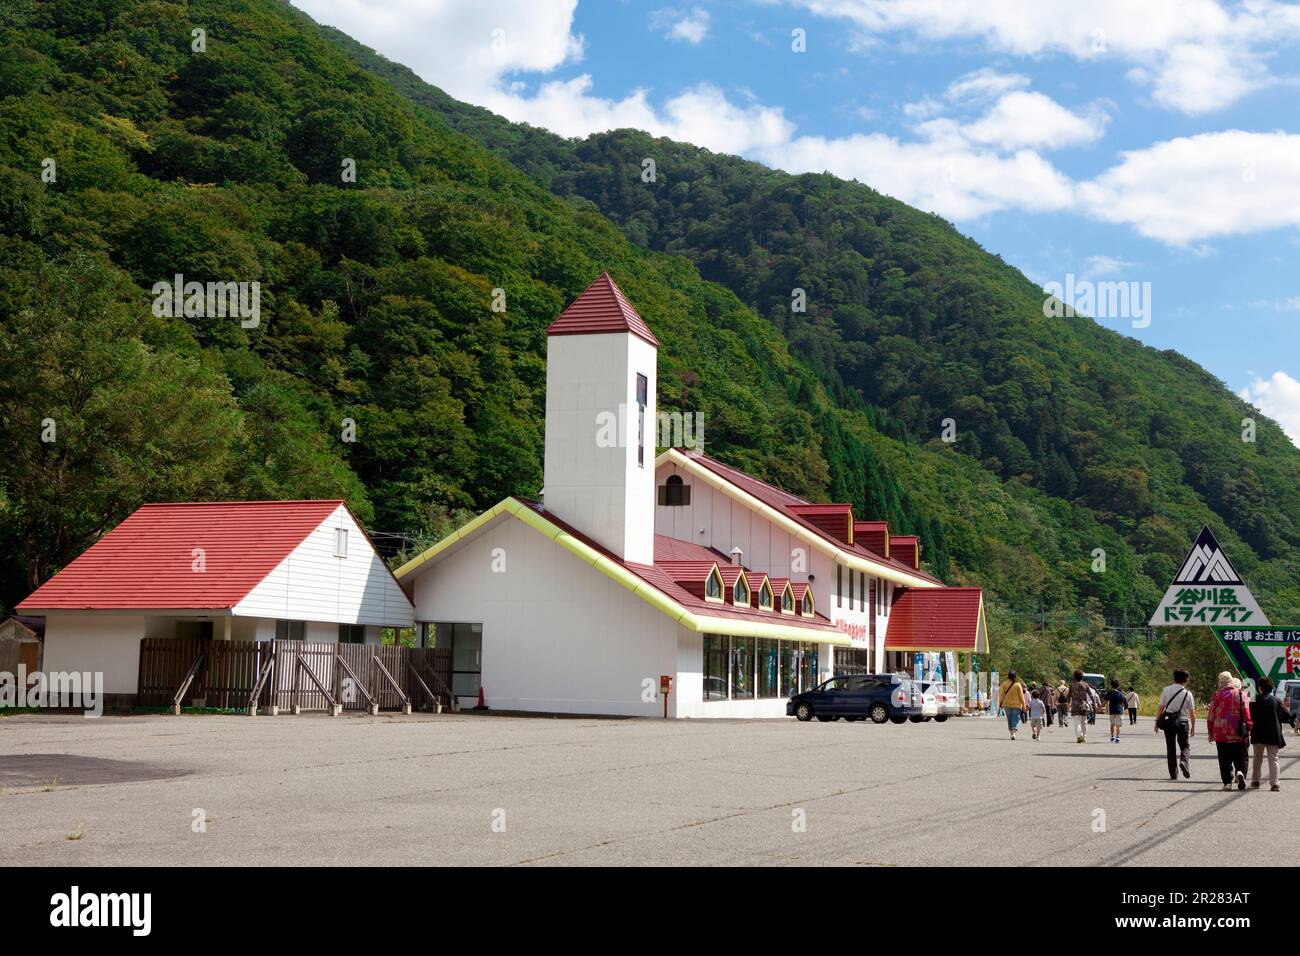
[1163,721,1190,778]
[1216,741,1248,784]
[1128,707,1137,724]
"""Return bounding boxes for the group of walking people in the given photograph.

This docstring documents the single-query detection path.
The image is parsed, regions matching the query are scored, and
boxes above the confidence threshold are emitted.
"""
[998,666,1292,790]
[997,670,1139,743]
[1156,669,1291,791]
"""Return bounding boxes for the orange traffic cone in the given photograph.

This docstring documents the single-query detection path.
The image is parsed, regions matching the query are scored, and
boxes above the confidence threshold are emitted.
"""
[474,686,487,710]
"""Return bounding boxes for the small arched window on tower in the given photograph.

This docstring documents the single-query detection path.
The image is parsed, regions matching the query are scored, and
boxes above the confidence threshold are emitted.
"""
[657,473,691,507]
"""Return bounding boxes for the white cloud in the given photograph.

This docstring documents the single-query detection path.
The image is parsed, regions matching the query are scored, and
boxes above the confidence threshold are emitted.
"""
[482,78,795,154]
[960,91,1108,149]
[904,70,1107,151]
[652,6,711,44]
[793,0,1300,114]
[1078,131,1300,245]
[1082,255,1135,278]
[1246,296,1300,312]
[772,133,1074,219]
[1239,371,1300,447]
[292,0,584,102]
[944,68,1030,103]
[290,1,1300,245]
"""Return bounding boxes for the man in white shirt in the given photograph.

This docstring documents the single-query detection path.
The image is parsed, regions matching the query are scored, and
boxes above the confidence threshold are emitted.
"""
[1155,670,1196,780]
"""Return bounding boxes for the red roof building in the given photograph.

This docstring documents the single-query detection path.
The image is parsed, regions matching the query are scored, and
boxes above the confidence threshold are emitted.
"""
[546,272,660,348]
[17,500,414,700]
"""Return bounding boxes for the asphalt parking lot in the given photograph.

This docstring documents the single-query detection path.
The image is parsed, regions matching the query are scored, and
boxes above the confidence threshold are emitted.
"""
[2,710,1295,865]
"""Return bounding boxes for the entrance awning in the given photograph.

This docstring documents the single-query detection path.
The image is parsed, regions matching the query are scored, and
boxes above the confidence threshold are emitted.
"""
[883,587,987,654]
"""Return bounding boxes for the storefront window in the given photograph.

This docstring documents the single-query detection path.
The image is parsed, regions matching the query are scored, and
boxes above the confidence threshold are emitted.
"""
[730,636,755,699]
[703,634,728,701]
[757,638,779,698]
[780,642,799,697]
[799,642,818,693]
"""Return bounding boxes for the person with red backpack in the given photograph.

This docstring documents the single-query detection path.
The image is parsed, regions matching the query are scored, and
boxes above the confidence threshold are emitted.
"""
[1207,671,1252,791]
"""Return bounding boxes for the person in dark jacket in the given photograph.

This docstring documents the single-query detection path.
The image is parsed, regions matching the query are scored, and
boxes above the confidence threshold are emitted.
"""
[1249,677,1290,791]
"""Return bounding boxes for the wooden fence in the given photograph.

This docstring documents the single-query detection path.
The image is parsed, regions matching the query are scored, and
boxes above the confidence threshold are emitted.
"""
[137,638,454,714]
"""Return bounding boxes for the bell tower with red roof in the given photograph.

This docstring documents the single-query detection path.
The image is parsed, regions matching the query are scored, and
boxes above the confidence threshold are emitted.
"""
[543,272,658,564]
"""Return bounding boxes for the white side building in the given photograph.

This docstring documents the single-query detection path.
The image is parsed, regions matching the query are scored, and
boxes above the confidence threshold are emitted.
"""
[17,500,413,706]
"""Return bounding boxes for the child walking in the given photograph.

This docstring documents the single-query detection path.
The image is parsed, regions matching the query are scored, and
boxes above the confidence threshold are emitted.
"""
[1029,689,1046,740]
[1106,679,1127,742]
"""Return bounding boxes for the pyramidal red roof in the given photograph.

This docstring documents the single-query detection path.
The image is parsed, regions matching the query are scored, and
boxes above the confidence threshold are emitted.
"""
[546,272,659,347]
[17,501,344,611]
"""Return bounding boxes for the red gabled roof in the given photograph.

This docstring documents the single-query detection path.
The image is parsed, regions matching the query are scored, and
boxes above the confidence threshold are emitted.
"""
[890,535,920,570]
[788,504,854,545]
[509,499,840,635]
[546,272,660,348]
[717,564,747,604]
[854,521,890,558]
[791,582,815,616]
[17,501,344,611]
[676,450,943,585]
[884,587,984,652]
[657,560,721,601]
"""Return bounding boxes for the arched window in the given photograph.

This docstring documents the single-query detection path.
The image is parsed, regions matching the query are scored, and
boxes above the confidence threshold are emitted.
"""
[658,474,691,507]
[759,581,774,611]
[802,590,815,617]
[781,585,794,614]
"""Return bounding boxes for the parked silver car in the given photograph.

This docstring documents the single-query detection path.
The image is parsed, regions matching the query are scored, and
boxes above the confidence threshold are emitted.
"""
[918,681,960,722]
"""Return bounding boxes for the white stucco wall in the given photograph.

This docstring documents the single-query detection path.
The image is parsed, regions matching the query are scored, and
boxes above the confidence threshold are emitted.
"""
[233,504,413,627]
[409,513,677,717]
[42,614,148,695]
[544,332,657,564]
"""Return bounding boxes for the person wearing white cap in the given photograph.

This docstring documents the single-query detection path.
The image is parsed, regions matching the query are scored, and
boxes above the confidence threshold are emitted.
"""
[1207,671,1252,791]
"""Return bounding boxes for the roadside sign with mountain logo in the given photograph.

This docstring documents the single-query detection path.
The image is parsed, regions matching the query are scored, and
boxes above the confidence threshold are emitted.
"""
[1211,626,1300,684]
[1149,525,1270,626]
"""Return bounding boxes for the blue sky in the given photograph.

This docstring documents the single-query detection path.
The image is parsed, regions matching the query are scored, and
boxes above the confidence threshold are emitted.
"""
[294,0,1300,444]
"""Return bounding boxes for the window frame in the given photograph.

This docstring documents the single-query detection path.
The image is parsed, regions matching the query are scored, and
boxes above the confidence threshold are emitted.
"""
[732,575,750,607]
[635,372,648,468]
[659,474,691,507]
[704,566,724,603]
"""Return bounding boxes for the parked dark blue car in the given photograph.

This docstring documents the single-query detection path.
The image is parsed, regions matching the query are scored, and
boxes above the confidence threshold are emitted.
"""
[787,673,923,724]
